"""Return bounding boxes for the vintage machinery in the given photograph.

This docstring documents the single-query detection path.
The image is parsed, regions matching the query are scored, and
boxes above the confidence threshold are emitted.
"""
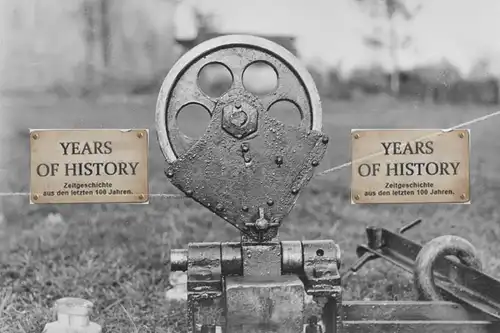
[155,35,500,332]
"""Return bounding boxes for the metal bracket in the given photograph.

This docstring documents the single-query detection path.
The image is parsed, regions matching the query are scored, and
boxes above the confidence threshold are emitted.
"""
[348,219,500,323]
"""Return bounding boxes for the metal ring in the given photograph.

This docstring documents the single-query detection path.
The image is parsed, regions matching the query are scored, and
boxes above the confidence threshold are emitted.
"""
[413,235,482,301]
[155,34,323,163]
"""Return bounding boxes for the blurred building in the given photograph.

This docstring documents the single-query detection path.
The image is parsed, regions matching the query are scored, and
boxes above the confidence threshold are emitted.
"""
[172,0,298,56]
[0,0,177,94]
[1,0,498,100]
[173,0,199,50]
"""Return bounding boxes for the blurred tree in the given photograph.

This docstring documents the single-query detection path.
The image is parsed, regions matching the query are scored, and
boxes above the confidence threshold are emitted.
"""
[81,0,113,94]
[349,65,388,95]
[354,0,422,96]
[413,60,462,103]
[81,0,98,95]
[469,57,492,80]
[172,0,218,54]
[100,0,111,69]
[306,58,328,95]
[195,6,217,36]
[468,57,500,104]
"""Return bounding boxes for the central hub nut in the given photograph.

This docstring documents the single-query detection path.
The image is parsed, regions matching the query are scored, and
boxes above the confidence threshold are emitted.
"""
[222,100,258,139]
[255,216,269,230]
[230,110,248,127]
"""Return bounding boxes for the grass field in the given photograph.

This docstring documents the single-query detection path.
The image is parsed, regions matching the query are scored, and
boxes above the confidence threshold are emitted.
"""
[1,94,500,332]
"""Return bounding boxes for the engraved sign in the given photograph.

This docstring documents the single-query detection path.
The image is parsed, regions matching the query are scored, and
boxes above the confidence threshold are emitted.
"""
[30,129,149,204]
[351,129,470,204]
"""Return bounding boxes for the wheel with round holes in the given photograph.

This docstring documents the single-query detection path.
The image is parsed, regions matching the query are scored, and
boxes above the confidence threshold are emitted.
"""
[155,35,329,241]
[156,34,323,162]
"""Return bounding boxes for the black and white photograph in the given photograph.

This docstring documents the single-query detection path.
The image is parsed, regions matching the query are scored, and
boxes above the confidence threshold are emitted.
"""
[1,0,500,332]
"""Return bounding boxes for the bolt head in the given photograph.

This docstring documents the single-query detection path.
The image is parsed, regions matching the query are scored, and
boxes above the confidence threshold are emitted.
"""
[230,110,248,127]
[255,218,269,230]
[222,101,258,139]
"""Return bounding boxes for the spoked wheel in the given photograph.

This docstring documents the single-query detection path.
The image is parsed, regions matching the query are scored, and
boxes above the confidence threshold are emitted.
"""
[155,35,328,241]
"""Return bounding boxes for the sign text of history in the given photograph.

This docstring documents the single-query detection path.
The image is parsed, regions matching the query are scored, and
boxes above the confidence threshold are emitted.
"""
[351,129,470,204]
[30,129,149,204]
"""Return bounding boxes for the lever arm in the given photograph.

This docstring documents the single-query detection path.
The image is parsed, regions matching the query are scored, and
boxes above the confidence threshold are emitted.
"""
[348,220,500,320]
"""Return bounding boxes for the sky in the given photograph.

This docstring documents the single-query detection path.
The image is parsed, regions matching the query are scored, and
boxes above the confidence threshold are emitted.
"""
[190,0,500,76]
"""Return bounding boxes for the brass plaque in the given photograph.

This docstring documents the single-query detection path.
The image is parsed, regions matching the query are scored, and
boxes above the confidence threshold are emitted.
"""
[30,129,149,204]
[351,129,470,204]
